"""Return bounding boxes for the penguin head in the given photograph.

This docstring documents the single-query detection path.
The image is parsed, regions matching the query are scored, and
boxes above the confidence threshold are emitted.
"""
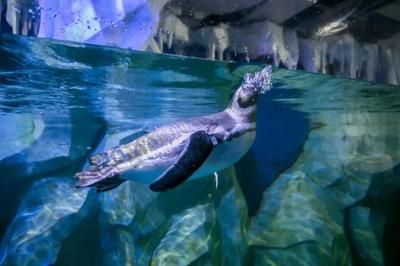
[229,66,272,114]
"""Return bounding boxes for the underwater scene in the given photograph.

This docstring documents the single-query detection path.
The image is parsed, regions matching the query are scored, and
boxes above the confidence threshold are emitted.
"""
[0,33,400,266]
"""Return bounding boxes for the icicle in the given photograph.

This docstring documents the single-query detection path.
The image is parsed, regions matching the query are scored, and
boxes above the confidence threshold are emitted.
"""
[21,7,28,35]
[3,0,38,36]
[158,12,189,51]
[363,44,379,82]
[6,0,21,34]
[243,46,251,62]
[217,46,224,61]
[157,29,164,52]
[207,42,216,60]
[167,30,173,49]
[147,38,162,53]
[379,33,400,85]
[283,28,299,70]
[214,24,229,61]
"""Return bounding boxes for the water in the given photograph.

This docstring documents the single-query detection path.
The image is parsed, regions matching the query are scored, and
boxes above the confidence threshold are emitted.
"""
[0,33,399,266]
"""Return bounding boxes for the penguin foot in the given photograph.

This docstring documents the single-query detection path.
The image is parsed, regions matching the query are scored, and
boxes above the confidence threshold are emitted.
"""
[75,165,120,188]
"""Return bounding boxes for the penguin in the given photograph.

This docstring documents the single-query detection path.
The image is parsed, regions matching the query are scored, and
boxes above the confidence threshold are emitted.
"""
[75,66,272,192]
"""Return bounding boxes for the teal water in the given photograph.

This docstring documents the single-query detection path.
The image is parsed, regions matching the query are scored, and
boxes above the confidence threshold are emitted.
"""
[0,33,399,266]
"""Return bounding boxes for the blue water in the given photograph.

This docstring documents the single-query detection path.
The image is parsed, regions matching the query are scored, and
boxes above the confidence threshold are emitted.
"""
[0,33,399,266]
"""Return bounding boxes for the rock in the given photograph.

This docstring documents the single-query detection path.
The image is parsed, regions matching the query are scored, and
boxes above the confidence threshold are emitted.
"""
[151,204,214,266]
[247,171,350,265]
[216,168,248,266]
[133,167,240,265]
[349,207,384,266]
[287,85,400,208]
[98,214,136,265]
[99,182,138,226]
[98,175,163,237]
[0,105,104,178]
[0,113,44,161]
[0,94,104,233]
[0,177,93,266]
[0,113,72,175]
[2,117,73,176]
[251,242,343,266]
[0,114,77,239]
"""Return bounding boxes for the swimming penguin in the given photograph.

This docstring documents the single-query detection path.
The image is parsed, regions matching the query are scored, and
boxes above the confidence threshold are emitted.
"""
[75,66,272,192]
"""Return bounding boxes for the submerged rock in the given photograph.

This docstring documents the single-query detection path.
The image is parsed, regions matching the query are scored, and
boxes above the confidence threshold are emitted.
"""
[247,171,350,265]
[0,108,104,179]
[216,167,248,266]
[98,213,137,266]
[0,177,93,266]
[1,119,73,177]
[0,114,44,161]
[349,207,384,266]
[151,204,214,266]
[296,107,399,209]
[98,180,164,265]
[0,96,105,240]
[99,182,138,226]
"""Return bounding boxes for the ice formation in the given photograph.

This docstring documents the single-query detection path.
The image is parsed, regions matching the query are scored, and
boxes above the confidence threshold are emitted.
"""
[5,0,39,35]
[0,178,92,265]
[191,23,229,60]
[157,12,189,54]
[1,0,167,50]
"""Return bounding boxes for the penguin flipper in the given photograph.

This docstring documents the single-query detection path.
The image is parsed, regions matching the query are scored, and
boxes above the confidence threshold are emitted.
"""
[149,130,214,192]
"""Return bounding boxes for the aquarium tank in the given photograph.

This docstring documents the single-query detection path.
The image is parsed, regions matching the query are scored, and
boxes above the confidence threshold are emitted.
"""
[0,0,400,265]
